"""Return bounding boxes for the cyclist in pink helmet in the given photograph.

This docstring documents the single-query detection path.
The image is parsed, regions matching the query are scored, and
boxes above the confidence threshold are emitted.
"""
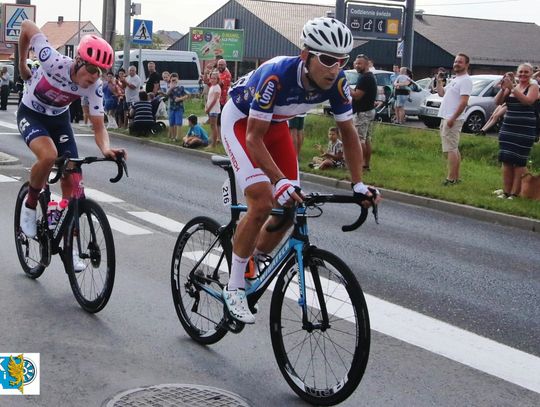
[17,20,125,245]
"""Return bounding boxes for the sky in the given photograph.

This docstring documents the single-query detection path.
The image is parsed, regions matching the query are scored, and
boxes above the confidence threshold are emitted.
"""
[28,0,540,35]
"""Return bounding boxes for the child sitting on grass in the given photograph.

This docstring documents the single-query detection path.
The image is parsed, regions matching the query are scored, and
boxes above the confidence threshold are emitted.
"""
[182,114,209,148]
[310,127,345,170]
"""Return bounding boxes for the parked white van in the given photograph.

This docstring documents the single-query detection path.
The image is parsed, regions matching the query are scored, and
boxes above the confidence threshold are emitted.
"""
[114,50,201,94]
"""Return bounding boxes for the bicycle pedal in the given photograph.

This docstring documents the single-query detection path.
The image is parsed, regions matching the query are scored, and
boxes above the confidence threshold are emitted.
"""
[249,303,259,315]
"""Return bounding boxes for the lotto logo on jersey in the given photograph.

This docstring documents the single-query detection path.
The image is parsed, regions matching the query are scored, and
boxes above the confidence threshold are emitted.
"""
[0,353,40,395]
[254,75,280,110]
[337,77,351,103]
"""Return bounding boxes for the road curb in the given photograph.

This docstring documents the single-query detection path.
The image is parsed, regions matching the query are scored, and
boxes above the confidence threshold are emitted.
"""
[298,172,539,233]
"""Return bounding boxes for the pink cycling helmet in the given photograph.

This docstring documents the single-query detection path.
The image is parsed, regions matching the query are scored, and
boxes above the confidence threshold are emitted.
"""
[77,35,114,69]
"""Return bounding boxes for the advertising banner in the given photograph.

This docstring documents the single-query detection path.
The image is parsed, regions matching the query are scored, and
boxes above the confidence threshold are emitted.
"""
[189,28,244,61]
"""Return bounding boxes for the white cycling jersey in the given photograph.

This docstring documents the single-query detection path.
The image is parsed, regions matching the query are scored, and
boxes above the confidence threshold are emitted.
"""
[21,33,104,116]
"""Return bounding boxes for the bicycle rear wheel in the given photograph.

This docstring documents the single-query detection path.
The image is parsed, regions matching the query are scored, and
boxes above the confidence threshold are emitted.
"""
[171,216,231,345]
[14,183,49,279]
[65,199,115,313]
[270,248,370,406]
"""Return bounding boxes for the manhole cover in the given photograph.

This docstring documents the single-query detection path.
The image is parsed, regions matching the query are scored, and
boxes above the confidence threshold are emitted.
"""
[105,383,251,407]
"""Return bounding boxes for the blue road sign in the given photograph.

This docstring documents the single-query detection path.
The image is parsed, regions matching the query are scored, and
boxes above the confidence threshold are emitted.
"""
[132,19,153,45]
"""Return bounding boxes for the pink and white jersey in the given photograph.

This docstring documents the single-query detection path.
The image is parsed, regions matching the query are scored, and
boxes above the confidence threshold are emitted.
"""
[21,33,104,116]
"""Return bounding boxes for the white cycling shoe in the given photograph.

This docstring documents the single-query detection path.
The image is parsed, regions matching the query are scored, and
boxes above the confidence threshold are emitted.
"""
[20,200,37,238]
[223,286,255,324]
[72,249,87,272]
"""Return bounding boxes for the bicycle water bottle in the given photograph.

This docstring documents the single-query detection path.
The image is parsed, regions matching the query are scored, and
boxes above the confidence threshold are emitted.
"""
[47,201,59,230]
[55,199,69,224]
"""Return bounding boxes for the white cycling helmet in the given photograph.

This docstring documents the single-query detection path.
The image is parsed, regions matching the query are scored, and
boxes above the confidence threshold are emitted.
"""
[301,17,353,55]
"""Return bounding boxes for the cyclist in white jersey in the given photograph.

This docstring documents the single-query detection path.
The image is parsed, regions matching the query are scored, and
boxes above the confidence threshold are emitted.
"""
[17,20,125,258]
[221,17,380,323]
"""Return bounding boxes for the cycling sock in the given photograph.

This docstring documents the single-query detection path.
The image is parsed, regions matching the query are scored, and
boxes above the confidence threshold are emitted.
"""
[229,253,249,290]
[25,185,41,209]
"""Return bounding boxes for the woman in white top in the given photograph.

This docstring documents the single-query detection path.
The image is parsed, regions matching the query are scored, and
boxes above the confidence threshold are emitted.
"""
[205,71,221,148]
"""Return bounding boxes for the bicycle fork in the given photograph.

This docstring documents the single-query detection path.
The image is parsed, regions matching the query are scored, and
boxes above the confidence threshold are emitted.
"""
[295,243,331,332]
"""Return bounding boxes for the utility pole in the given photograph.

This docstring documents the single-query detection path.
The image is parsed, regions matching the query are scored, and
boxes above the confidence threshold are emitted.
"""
[102,0,116,57]
[123,0,131,70]
[402,0,415,69]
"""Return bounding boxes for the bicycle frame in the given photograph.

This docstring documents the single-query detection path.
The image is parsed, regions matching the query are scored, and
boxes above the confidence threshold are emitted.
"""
[190,160,318,321]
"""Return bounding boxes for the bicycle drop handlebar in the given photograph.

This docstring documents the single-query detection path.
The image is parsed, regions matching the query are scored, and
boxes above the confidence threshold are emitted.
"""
[49,153,128,184]
[266,189,379,233]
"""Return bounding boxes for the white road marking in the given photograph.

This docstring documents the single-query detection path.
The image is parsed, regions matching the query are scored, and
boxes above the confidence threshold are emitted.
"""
[106,214,152,235]
[0,120,18,130]
[188,251,540,394]
[0,174,17,182]
[128,211,184,232]
[84,187,124,203]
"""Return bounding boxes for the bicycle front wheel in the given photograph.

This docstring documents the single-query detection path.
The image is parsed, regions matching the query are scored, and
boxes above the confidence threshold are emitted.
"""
[66,199,115,313]
[171,216,231,345]
[270,248,370,406]
[14,183,49,279]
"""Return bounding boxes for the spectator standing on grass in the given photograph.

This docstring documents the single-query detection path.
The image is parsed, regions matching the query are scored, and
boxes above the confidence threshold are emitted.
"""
[205,71,221,148]
[216,58,232,133]
[430,67,447,93]
[390,64,400,83]
[351,54,377,171]
[122,65,142,128]
[103,72,118,129]
[145,61,160,94]
[115,68,127,128]
[166,72,188,141]
[393,67,411,125]
[288,114,306,157]
[436,53,472,186]
[493,63,539,199]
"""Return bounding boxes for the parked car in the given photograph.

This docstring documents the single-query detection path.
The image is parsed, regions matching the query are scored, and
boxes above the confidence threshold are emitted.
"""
[0,61,16,93]
[323,69,431,119]
[418,74,502,133]
[415,77,433,90]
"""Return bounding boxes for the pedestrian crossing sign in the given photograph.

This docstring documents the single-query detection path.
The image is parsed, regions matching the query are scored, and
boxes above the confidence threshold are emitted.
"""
[132,19,153,45]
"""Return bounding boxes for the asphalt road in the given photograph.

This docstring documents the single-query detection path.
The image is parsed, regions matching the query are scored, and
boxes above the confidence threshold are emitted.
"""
[0,108,538,406]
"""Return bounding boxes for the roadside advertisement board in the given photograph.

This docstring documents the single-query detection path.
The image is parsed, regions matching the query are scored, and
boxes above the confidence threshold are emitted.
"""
[189,28,244,61]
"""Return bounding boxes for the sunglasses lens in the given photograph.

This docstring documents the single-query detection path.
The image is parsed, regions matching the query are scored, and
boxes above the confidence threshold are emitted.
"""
[85,64,101,75]
[317,54,348,69]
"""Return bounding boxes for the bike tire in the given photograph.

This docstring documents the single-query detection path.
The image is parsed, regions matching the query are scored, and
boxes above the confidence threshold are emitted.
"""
[14,182,49,279]
[65,198,115,313]
[171,216,231,345]
[269,248,370,406]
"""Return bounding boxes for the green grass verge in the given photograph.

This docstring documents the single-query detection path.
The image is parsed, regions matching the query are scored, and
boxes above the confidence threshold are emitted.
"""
[114,113,540,220]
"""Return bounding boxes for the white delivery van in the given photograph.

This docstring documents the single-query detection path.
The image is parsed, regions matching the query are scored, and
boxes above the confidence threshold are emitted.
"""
[114,50,201,94]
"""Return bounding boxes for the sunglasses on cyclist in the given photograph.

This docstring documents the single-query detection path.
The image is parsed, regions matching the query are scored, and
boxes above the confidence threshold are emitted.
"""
[309,51,349,69]
[82,61,102,76]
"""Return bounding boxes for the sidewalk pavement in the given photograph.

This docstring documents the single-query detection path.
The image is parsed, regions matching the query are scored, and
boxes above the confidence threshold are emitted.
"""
[2,128,538,233]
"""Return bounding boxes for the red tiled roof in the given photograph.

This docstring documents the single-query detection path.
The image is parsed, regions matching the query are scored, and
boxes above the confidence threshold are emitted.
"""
[40,20,95,49]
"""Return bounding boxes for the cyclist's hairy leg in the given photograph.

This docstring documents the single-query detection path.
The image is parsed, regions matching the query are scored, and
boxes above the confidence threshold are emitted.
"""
[233,182,274,257]
[229,182,273,288]
[255,214,294,255]
[60,165,82,199]
[28,136,58,191]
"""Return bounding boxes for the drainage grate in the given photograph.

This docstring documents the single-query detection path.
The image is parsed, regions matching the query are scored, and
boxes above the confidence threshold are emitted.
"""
[105,383,251,407]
